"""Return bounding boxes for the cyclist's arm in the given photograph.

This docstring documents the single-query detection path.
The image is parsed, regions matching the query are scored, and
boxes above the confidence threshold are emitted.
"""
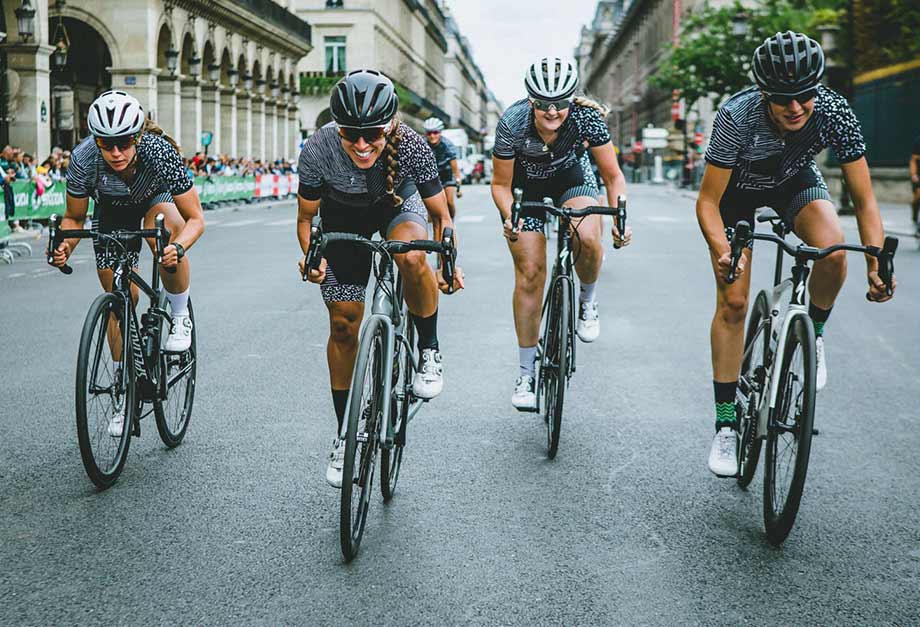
[171,187,205,250]
[840,157,884,271]
[910,153,919,183]
[696,164,733,257]
[421,189,454,242]
[450,158,461,185]
[58,193,90,258]
[491,156,514,221]
[590,142,626,206]
[296,194,320,254]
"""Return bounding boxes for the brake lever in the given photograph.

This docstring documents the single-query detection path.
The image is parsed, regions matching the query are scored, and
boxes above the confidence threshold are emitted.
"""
[47,214,73,274]
[613,195,627,250]
[510,188,523,236]
[726,221,752,284]
[441,227,456,294]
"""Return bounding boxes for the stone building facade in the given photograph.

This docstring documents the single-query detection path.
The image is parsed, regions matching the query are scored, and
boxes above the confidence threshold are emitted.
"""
[0,0,312,160]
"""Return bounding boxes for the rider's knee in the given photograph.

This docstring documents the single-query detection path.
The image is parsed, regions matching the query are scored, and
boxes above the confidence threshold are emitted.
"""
[329,310,360,344]
[395,249,428,276]
[516,260,545,290]
[717,293,748,326]
[818,248,847,278]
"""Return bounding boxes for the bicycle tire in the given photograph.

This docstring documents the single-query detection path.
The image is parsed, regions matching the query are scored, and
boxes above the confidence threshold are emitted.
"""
[543,277,570,459]
[154,298,197,448]
[340,316,388,561]
[75,292,136,489]
[763,315,816,545]
[737,292,769,488]
[381,300,411,501]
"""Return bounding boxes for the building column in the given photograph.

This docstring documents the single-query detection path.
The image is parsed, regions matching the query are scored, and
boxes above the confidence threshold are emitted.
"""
[252,95,266,160]
[237,92,251,159]
[180,79,202,154]
[220,87,237,157]
[201,85,221,155]
[269,101,278,161]
[6,44,53,158]
[110,68,158,119]
[281,99,290,162]
[288,104,299,160]
[156,75,182,140]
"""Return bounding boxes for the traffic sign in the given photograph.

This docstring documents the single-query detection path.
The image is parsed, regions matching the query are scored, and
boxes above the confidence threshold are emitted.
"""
[201,131,213,147]
[643,138,669,149]
[642,127,668,140]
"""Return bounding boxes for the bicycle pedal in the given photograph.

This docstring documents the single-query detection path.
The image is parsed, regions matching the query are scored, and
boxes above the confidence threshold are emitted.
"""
[812,428,820,436]
[516,406,540,413]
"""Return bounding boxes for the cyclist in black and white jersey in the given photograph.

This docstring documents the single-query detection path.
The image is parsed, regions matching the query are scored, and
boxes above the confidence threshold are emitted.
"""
[296,70,463,488]
[491,56,630,410]
[423,117,462,218]
[698,32,896,477]
[48,91,204,438]
[909,134,920,229]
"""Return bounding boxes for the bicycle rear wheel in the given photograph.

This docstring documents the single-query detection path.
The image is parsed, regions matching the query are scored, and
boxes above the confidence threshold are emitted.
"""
[341,316,387,561]
[76,292,136,489]
[542,276,570,459]
[154,298,197,448]
[763,316,816,545]
[381,300,412,501]
[737,292,769,488]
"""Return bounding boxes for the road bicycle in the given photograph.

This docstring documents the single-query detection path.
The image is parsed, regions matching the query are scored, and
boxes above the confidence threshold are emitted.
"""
[302,216,455,561]
[727,211,896,544]
[510,189,626,458]
[48,213,197,489]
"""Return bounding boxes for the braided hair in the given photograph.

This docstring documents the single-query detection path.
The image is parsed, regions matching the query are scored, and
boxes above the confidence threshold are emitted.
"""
[573,96,610,118]
[382,113,403,207]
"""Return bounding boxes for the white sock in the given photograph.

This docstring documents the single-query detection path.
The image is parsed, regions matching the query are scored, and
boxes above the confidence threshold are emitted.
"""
[165,287,190,316]
[113,360,121,372]
[579,281,597,305]
[519,345,537,377]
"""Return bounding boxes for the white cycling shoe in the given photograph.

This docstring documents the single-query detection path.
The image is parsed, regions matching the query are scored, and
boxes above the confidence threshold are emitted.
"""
[164,314,193,353]
[576,301,600,343]
[326,438,344,488]
[107,413,125,438]
[815,336,827,391]
[708,427,738,477]
[511,375,537,411]
[412,348,443,399]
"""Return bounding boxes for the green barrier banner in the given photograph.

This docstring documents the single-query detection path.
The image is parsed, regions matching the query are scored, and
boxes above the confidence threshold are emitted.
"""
[11,180,70,220]
[195,176,256,203]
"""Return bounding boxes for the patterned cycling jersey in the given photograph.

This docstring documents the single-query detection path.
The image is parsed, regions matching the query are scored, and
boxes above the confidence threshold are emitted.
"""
[705,85,866,191]
[493,98,611,180]
[429,137,458,173]
[298,122,441,215]
[66,133,193,204]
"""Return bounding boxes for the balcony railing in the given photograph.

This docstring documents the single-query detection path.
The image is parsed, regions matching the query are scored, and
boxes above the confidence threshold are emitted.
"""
[228,0,312,44]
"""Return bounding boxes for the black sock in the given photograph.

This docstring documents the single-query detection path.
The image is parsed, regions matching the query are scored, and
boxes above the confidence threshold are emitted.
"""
[331,388,348,434]
[411,309,439,351]
[808,303,832,337]
[713,380,738,431]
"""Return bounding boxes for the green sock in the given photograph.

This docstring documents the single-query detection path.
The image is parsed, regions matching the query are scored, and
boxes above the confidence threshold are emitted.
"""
[715,402,736,428]
[813,320,825,337]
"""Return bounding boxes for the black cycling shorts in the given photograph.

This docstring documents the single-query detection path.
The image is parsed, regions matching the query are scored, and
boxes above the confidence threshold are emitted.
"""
[719,163,831,238]
[439,168,457,188]
[511,153,598,233]
[91,191,174,269]
[319,198,428,303]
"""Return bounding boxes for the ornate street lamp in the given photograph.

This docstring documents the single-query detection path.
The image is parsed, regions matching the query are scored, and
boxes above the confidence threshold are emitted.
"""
[731,10,749,39]
[255,77,266,94]
[271,81,279,98]
[243,73,253,90]
[50,1,70,71]
[15,0,37,43]
[207,62,220,83]
[165,45,179,75]
[228,68,239,88]
[188,53,202,78]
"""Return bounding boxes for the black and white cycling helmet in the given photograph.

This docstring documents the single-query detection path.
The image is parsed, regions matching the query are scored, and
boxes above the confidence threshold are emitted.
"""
[87,90,145,137]
[330,69,398,128]
[752,31,825,95]
[423,117,445,132]
[524,56,579,100]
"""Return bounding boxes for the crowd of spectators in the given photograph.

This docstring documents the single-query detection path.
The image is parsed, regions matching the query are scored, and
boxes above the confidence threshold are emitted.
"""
[2,144,71,232]
[183,153,297,179]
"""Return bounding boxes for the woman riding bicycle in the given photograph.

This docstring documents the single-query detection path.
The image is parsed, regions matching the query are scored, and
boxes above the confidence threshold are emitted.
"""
[491,56,631,410]
[423,117,461,218]
[49,90,205,437]
[296,69,463,488]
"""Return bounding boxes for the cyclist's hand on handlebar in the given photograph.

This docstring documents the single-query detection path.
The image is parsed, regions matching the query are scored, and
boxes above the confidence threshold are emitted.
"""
[160,243,182,269]
[437,264,465,294]
[49,241,70,268]
[503,217,524,242]
[866,269,895,302]
[717,250,745,282]
[612,224,633,248]
[298,256,327,284]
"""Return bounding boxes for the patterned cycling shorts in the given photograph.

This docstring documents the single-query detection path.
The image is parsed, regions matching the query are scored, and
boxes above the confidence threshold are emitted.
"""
[92,191,174,269]
[511,152,599,233]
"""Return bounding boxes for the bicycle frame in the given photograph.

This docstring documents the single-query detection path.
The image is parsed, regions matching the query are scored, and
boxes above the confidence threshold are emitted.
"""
[541,215,578,378]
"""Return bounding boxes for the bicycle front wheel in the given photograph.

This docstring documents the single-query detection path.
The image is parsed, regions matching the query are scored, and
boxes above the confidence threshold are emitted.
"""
[737,292,769,488]
[381,300,412,501]
[542,277,570,459]
[763,315,816,545]
[75,292,136,489]
[154,298,197,448]
[341,316,388,561]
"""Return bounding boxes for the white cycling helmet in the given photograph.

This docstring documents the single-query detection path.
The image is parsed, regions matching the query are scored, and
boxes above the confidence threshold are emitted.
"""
[525,56,579,100]
[87,90,145,138]
[423,117,445,132]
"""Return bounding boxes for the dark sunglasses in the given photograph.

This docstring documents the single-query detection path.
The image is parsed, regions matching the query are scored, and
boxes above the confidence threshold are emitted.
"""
[337,126,387,144]
[426,130,441,136]
[95,133,139,151]
[531,97,571,112]
[764,89,817,107]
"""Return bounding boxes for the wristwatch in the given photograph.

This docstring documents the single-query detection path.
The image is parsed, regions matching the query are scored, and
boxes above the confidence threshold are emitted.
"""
[172,242,185,261]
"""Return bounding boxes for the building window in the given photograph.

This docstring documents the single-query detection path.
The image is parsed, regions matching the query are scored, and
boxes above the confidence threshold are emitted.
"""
[324,36,346,76]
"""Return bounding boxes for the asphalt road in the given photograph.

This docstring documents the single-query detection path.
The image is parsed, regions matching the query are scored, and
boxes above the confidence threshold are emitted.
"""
[1,184,918,625]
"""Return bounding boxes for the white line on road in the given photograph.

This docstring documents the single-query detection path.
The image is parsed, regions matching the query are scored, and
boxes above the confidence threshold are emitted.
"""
[456,215,486,223]
[266,219,296,226]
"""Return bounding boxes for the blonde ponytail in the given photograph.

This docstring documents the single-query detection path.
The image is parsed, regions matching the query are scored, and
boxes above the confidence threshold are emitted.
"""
[573,96,610,118]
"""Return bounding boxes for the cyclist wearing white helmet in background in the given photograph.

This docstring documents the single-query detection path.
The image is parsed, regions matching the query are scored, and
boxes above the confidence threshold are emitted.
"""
[491,56,630,410]
[423,117,462,218]
[698,32,896,477]
[49,91,205,419]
